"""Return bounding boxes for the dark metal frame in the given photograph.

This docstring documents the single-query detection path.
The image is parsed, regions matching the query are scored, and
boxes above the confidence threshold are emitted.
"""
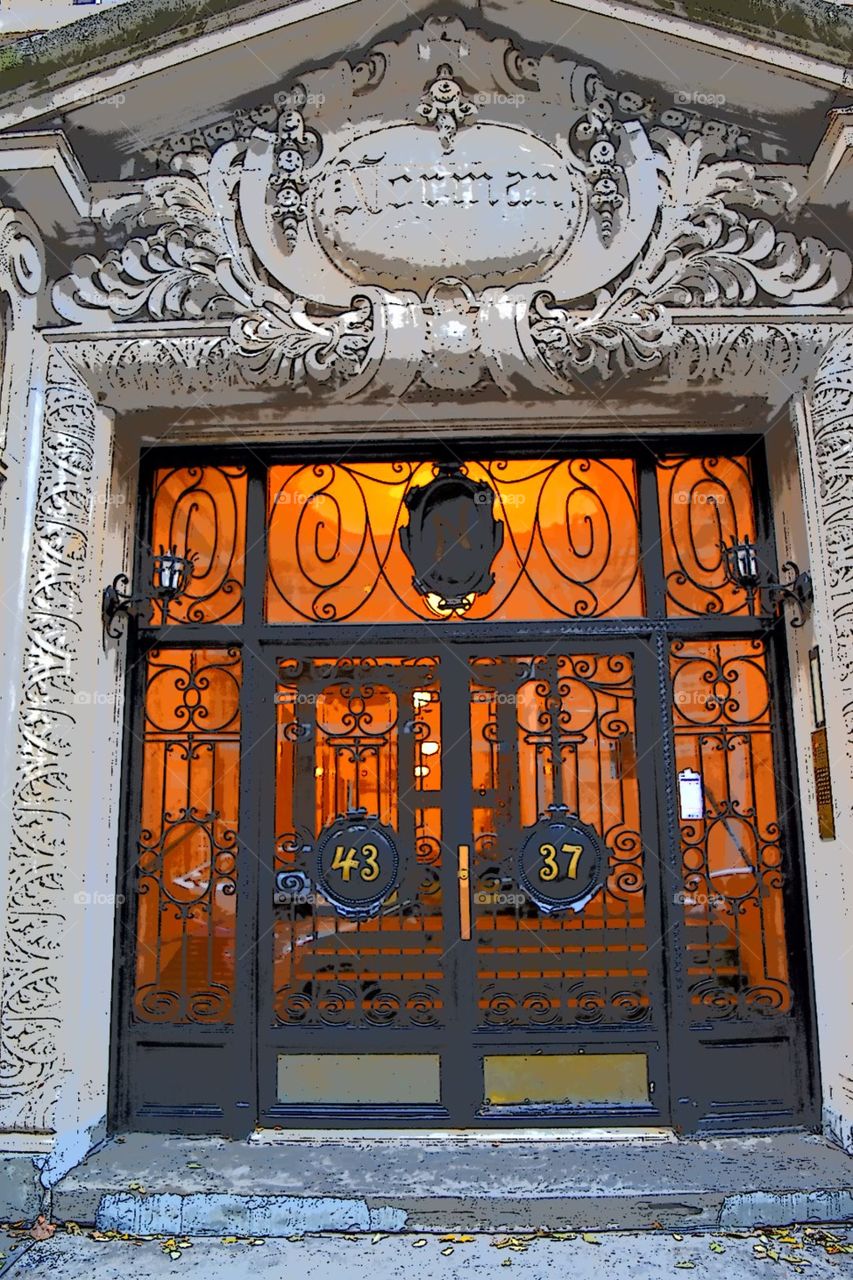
[108,434,820,1136]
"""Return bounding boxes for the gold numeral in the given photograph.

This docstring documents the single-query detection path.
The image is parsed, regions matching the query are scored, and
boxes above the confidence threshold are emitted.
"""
[331,842,381,883]
[563,843,583,879]
[538,842,559,881]
[360,843,380,882]
[537,841,584,881]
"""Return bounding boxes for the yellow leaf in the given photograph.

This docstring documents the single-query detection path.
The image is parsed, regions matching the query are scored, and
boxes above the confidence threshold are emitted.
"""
[582,1234,601,1245]
[221,1237,239,1245]
[64,1222,83,1236]
[440,1234,475,1243]
[709,1242,725,1253]
[501,1261,512,1268]
[675,1263,695,1270]
[413,1239,428,1248]
[441,1247,454,1255]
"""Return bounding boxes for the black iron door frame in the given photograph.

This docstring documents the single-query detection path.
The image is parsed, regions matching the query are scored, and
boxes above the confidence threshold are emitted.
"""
[109,435,820,1136]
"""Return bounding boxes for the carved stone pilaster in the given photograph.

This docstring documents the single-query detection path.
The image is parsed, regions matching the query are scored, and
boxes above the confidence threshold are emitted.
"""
[808,329,853,791]
[0,353,97,1130]
[0,208,44,467]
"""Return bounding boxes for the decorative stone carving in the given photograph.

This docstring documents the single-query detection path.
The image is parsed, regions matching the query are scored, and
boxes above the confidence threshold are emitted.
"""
[50,16,850,398]
[0,208,43,310]
[808,330,853,794]
[1,354,96,1129]
[417,66,477,151]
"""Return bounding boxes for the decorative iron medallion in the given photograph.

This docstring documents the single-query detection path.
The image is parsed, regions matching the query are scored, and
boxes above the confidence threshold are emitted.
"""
[315,809,400,919]
[399,464,504,615]
[518,805,606,914]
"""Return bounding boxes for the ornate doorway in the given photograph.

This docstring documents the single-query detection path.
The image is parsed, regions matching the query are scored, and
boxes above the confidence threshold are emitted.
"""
[112,444,816,1134]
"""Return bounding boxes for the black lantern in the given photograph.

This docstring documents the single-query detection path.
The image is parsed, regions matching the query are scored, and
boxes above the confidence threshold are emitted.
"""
[399,464,504,616]
[102,544,196,639]
[722,534,812,628]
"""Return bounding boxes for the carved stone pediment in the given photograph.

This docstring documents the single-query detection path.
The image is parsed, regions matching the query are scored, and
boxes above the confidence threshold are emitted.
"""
[51,14,852,398]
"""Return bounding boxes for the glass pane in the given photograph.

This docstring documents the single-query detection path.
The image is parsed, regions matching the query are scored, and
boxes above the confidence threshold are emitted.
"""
[133,648,242,1023]
[670,639,793,1019]
[273,657,445,1029]
[470,653,650,1029]
[657,455,758,617]
[266,458,643,623]
[484,1053,649,1105]
[150,465,247,624]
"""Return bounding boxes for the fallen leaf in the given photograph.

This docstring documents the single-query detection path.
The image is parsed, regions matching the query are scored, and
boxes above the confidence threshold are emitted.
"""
[29,1217,56,1242]
[186,1163,202,1170]
[221,1237,239,1245]
[501,1261,512,1268]
[128,1182,145,1194]
[441,1246,454,1256]
[248,1239,264,1246]
[582,1233,601,1245]
[675,1263,695,1270]
[168,1251,182,1260]
[672,1234,684,1241]
[64,1222,83,1235]
[413,1239,428,1248]
[548,1233,576,1241]
[287,1235,304,1243]
[440,1235,474,1243]
[709,1242,725,1253]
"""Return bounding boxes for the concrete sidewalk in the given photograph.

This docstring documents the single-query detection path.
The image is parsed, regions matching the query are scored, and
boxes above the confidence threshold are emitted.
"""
[4,1224,853,1279]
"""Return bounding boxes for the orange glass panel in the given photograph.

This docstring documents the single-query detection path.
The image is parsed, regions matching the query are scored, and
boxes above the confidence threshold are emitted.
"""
[470,654,649,1028]
[670,639,792,1018]
[150,465,247,624]
[266,458,643,623]
[658,455,758,617]
[133,648,241,1023]
[272,658,444,1028]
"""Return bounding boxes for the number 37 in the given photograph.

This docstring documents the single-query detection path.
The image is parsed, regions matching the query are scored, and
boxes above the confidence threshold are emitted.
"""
[538,842,583,882]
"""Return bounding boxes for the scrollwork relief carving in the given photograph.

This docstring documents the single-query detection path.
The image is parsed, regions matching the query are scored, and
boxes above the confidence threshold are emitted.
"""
[1,354,96,1128]
[808,331,853,790]
[49,17,850,397]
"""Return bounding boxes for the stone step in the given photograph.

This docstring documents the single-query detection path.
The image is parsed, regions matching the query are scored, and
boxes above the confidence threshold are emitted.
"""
[49,1129,853,1237]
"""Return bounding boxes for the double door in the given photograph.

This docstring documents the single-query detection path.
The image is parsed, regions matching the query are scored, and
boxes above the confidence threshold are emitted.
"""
[258,638,668,1125]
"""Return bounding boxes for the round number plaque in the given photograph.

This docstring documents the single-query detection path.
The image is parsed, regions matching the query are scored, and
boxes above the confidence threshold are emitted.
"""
[316,810,400,919]
[518,806,606,914]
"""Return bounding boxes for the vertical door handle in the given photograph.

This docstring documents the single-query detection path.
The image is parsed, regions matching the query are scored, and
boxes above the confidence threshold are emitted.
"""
[457,844,471,941]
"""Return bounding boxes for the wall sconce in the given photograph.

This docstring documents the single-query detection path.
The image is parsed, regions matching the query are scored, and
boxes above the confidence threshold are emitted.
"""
[722,535,813,628]
[103,546,196,639]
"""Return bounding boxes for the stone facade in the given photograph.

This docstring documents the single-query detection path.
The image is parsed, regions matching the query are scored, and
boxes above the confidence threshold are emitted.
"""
[0,0,852,1208]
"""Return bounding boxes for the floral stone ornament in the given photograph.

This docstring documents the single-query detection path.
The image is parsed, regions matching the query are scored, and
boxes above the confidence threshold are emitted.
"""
[417,65,477,152]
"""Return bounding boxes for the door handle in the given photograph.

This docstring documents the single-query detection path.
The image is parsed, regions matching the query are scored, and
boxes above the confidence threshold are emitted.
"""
[457,844,472,941]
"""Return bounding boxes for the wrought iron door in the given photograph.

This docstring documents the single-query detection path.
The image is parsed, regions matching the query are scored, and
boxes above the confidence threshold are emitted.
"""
[257,640,667,1126]
[114,444,817,1135]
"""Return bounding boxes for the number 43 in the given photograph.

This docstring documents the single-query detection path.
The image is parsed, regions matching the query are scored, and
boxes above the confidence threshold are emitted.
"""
[331,843,380,882]
[538,842,583,882]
